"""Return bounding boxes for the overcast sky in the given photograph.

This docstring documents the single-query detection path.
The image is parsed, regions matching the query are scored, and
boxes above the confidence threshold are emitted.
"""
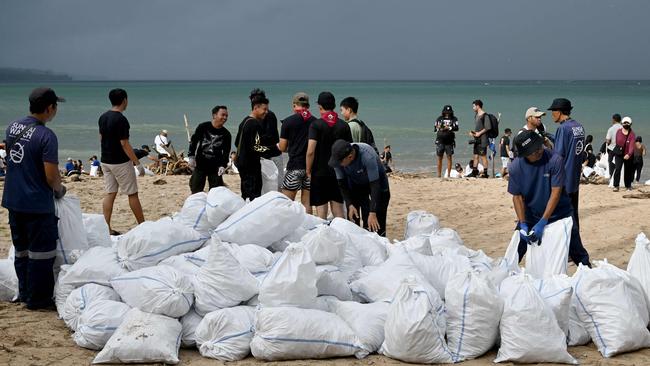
[1,0,649,80]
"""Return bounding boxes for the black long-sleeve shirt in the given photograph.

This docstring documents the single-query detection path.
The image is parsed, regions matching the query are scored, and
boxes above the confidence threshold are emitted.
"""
[188,121,231,171]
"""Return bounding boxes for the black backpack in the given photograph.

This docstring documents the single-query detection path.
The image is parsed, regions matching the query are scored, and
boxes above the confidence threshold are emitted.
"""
[355,119,379,155]
[484,113,499,138]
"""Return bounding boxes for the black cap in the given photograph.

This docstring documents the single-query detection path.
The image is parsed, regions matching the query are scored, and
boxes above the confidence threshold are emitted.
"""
[547,98,572,111]
[514,130,544,157]
[29,87,66,107]
[317,91,335,110]
[442,105,454,114]
[328,139,353,167]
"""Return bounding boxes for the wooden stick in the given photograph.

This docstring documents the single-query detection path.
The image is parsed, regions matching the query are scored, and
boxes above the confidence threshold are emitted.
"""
[183,114,191,142]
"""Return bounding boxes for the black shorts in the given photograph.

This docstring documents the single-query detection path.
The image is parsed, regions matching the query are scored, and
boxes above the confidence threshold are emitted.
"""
[436,143,454,157]
[310,175,343,206]
[473,140,487,156]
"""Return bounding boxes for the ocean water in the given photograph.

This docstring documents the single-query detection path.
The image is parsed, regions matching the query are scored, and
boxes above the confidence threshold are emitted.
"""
[0,80,648,179]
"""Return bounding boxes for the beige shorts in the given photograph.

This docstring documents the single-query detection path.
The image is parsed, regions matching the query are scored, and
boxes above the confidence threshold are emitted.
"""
[101,161,138,195]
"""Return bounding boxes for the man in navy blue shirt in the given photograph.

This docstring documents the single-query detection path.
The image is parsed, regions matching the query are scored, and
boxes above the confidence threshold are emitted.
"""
[329,139,390,236]
[508,130,574,263]
[2,87,67,310]
[548,98,590,267]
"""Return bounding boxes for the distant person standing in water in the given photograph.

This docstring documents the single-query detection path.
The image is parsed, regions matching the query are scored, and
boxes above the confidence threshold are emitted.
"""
[434,105,459,178]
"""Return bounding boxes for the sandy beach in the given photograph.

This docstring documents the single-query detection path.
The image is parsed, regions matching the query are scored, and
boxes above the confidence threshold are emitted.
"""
[1,172,650,365]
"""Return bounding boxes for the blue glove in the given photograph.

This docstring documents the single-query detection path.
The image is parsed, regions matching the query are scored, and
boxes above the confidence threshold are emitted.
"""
[517,222,530,243]
[529,218,549,245]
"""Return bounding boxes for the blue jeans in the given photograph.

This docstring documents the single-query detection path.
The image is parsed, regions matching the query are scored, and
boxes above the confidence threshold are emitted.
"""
[9,210,59,309]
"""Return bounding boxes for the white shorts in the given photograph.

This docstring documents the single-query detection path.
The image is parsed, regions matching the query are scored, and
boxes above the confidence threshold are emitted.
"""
[101,161,138,195]
[501,157,510,169]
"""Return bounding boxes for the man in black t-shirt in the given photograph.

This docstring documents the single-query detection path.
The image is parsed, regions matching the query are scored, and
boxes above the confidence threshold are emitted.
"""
[434,105,459,178]
[499,128,512,178]
[279,92,316,213]
[188,105,232,193]
[235,92,270,201]
[306,92,353,219]
[98,88,145,235]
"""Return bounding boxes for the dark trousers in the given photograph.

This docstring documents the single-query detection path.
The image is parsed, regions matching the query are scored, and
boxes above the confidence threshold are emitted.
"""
[8,211,59,309]
[349,187,390,237]
[635,160,644,182]
[240,170,262,201]
[190,167,224,194]
[607,149,616,177]
[613,155,635,188]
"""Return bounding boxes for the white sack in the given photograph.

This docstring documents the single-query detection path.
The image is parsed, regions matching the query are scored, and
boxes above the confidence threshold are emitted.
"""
[117,219,207,271]
[503,230,520,268]
[534,274,573,336]
[380,277,453,364]
[250,306,368,360]
[348,232,388,266]
[159,252,203,276]
[111,266,194,318]
[270,226,307,252]
[387,235,432,257]
[0,259,18,302]
[573,261,650,357]
[329,217,368,236]
[350,248,437,303]
[525,216,572,278]
[331,300,389,353]
[193,238,258,315]
[494,274,576,364]
[261,158,279,194]
[336,235,364,281]
[316,265,353,301]
[62,283,121,331]
[445,271,503,362]
[55,196,90,267]
[429,227,464,252]
[55,265,74,317]
[258,243,317,308]
[627,232,650,310]
[222,240,274,274]
[195,306,255,361]
[93,308,182,364]
[180,307,203,348]
[480,257,519,288]
[302,225,347,265]
[177,192,211,236]
[410,251,472,300]
[214,191,304,247]
[59,246,128,287]
[205,187,245,228]
[404,210,440,239]
[74,300,131,350]
[567,293,591,346]
[82,213,112,248]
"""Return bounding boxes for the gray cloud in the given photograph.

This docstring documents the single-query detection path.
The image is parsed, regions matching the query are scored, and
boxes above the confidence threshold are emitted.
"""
[1,0,648,80]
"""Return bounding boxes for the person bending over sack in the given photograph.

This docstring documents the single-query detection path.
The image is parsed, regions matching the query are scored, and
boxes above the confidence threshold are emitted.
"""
[508,130,576,273]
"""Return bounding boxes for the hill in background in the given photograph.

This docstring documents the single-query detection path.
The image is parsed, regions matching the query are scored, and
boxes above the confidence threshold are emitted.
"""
[0,67,73,82]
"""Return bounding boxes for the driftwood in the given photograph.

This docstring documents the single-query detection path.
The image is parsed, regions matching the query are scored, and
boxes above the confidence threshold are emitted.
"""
[623,190,650,199]
[149,145,192,176]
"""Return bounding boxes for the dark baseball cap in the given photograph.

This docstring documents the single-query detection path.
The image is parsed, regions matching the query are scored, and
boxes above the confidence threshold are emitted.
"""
[547,98,572,111]
[29,87,66,107]
[328,139,353,167]
[514,130,544,157]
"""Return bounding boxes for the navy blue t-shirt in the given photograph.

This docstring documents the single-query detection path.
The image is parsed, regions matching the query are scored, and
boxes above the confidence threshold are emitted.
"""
[507,149,573,224]
[333,143,389,191]
[554,119,585,194]
[2,116,59,214]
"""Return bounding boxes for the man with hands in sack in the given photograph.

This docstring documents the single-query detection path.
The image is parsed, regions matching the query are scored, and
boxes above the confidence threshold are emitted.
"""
[188,105,231,193]
[508,130,575,277]
[329,139,391,236]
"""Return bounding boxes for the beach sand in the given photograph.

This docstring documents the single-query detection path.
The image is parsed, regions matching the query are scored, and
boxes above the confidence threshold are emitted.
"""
[1,173,650,365]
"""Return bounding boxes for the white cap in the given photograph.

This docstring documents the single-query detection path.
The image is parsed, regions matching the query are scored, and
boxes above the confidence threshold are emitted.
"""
[622,116,632,125]
[525,107,546,119]
[161,129,168,134]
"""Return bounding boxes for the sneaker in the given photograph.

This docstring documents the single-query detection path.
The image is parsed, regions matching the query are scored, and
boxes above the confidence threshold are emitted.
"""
[626,188,633,191]
[613,187,619,192]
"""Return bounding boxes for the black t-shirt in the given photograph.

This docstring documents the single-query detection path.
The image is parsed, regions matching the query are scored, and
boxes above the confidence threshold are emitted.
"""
[189,121,232,171]
[235,116,265,173]
[99,110,130,164]
[308,118,352,177]
[259,110,281,159]
[500,135,511,157]
[133,149,149,160]
[434,116,459,145]
[281,112,315,170]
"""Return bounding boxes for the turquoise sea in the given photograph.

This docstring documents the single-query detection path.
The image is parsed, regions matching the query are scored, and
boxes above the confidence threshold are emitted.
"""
[0,81,648,179]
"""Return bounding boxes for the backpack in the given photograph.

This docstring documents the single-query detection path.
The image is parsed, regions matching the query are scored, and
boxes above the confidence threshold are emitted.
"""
[355,119,379,155]
[484,113,499,139]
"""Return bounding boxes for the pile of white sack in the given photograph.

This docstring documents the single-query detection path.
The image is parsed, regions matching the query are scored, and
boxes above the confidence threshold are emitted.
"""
[2,189,650,364]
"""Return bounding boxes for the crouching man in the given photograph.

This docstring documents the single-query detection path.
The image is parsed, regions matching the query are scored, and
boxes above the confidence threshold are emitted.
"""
[329,139,390,236]
[508,130,574,278]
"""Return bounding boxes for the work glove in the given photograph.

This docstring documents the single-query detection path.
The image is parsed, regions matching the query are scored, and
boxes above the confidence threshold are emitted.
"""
[188,157,196,169]
[528,218,549,245]
[218,166,225,176]
[135,164,145,177]
[54,185,67,199]
[517,222,530,243]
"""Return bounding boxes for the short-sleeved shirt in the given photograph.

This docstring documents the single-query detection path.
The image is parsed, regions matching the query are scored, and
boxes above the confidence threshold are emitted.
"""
[2,116,58,213]
[235,116,265,174]
[99,110,130,164]
[434,116,459,145]
[154,134,169,155]
[281,112,315,170]
[500,135,511,157]
[605,123,622,151]
[474,113,488,146]
[308,117,352,177]
[259,110,281,159]
[554,119,586,194]
[333,143,389,191]
[508,149,573,224]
